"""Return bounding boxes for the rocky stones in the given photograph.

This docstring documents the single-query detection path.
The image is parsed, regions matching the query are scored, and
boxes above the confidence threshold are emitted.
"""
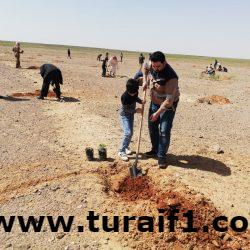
[212,145,224,154]
[212,240,220,247]
[156,197,181,212]
[222,233,232,242]
[216,148,224,154]
[166,235,177,243]
[231,241,241,250]
[51,185,60,192]
[56,232,66,239]
[4,243,12,248]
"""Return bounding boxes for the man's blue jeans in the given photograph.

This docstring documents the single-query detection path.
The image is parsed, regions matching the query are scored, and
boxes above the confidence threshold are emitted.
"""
[148,101,178,158]
[119,114,134,153]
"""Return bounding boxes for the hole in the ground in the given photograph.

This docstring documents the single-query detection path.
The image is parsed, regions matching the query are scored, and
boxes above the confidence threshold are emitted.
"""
[12,90,57,98]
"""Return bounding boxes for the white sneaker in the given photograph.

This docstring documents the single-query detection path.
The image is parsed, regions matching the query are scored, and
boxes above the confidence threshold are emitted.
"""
[118,152,129,161]
[125,148,132,155]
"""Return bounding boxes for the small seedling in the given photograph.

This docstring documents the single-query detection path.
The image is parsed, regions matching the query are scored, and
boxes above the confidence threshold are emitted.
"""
[98,144,107,161]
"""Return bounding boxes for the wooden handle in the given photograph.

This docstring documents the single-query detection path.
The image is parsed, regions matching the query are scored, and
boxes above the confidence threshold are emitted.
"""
[135,89,147,162]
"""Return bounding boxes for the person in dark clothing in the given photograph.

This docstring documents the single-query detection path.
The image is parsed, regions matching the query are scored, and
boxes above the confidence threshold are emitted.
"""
[139,53,145,66]
[118,79,144,161]
[101,57,108,77]
[120,52,123,62]
[97,54,102,61]
[214,59,218,69]
[142,51,180,168]
[67,49,71,59]
[38,64,63,100]
[105,52,109,60]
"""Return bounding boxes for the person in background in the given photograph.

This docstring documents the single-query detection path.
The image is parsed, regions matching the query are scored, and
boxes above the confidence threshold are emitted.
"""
[105,52,109,60]
[206,65,215,75]
[139,53,145,66]
[216,61,221,70]
[108,56,118,77]
[223,66,228,72]
[37,64,63,101]
[67,48,71,59]
[101,57,108,77]
[134,60,151,84]
[214,59,218,69]
[218,65,223,71]
[97,54,102,61]
[12,42,24,68]
[120,52,123,62]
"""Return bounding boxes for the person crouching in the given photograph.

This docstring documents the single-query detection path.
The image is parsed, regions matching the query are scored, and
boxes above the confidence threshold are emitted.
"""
[38,64,63,101]
[118,79,144,161]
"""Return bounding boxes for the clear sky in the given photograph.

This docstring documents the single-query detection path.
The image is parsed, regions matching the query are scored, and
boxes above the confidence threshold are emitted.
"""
[1,0,250,59]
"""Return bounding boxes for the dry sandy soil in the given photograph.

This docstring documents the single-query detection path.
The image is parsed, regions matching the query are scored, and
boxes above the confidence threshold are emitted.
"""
[0,43,249,249]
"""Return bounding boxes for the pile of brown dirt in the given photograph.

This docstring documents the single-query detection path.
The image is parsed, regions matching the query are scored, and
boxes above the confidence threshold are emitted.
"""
[198,95,231,105]
[139,189,249,249]
[12,90,56,98]
[111,175,156,201]
[98,166,249,249]
[156,191,181,213]
[27,66,40,69]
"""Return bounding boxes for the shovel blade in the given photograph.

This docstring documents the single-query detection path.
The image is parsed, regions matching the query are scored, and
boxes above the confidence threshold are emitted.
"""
[129,164,142,178]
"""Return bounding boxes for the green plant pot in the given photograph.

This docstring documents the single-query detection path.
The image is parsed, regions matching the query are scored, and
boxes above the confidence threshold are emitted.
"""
[98,148,107,161]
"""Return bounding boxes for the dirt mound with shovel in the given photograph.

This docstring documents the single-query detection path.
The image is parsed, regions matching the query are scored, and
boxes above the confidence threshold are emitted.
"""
[97,164,249,249]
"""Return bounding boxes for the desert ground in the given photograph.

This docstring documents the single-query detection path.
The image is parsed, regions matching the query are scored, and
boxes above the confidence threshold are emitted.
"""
[0,42,249,249]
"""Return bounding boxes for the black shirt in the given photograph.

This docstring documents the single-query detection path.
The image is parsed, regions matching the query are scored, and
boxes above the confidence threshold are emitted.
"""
[150,63,178,84]
[102,58,108,67]
[121,91,142,105]
[139,56,145,64]
[120,91,142,116]
[40,64,58,78]
[40,64,63,84]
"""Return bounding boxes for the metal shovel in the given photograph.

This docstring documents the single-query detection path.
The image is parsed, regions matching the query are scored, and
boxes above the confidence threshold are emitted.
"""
[129,89,147,178]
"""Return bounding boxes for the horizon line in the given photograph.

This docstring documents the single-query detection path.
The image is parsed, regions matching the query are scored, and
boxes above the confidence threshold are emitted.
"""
[1,39,249,61]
